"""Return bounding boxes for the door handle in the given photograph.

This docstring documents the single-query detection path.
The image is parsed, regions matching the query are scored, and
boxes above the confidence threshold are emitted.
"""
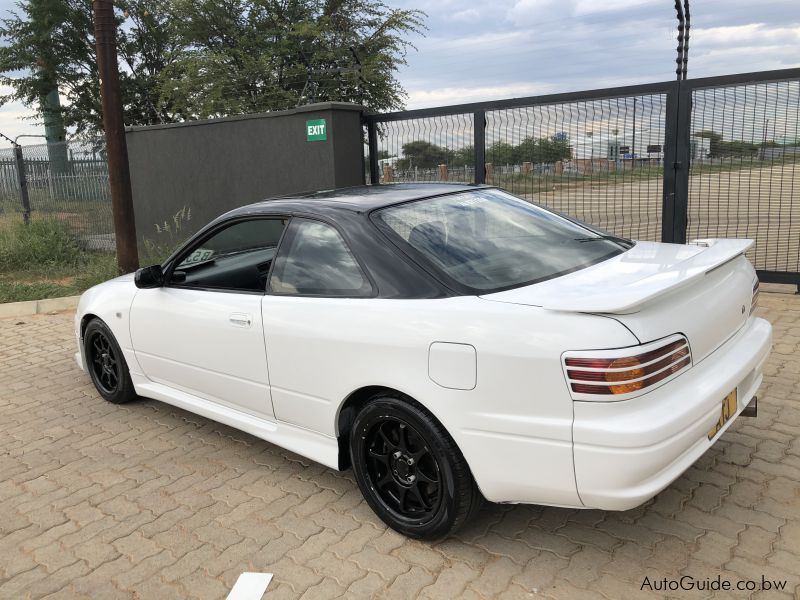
[229,313,252,327]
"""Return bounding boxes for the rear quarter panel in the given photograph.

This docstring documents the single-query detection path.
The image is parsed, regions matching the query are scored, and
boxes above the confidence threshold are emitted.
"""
[261,295,637,505]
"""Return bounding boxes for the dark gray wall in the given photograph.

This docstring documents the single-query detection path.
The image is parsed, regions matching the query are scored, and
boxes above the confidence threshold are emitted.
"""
[125,103,364,256]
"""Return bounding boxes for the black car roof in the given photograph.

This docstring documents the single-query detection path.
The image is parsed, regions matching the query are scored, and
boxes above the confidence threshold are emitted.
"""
[226,183,486,217]
[176,183,493,300]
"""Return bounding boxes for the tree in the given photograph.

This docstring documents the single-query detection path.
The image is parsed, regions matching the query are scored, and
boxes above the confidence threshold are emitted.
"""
[117,1,185,126]
[397,135,572,171]
[0,0,424,135]
[537,135,572,162]
[0,0,180,138]
[486,141,517,165]
[451,144,473,166]
[693,130,758,158]
[160,0,425,119]
[396,140,450,170]
[517,135,571,163]
[0,0,92,136]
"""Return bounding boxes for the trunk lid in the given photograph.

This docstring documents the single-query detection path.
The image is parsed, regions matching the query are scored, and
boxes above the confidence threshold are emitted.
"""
[480,239,756,362]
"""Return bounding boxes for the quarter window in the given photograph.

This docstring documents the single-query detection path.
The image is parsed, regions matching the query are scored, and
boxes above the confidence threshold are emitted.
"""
[269,219,371,296]
[170,218,287,292]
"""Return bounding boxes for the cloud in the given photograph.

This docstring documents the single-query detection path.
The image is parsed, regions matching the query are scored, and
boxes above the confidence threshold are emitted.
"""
[574,0,662,16]
[406,82,563,108]
[452,8,480,22]
[692,23,800,46]
[417,30,529,52]
[0,112,40,148]
[507,0,576,25]
[398,0,800,110]
[1,0,798,140]
[0,85,39,148]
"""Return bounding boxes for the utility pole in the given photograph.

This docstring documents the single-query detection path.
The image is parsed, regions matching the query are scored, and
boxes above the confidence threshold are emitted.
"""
[93,0,139,273]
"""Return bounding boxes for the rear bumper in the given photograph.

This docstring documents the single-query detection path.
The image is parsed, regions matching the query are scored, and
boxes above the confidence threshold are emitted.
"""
[572,317,772,510]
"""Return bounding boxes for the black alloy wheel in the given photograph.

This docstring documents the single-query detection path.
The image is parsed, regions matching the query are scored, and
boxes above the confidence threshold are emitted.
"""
[84,318,136,404]
[89,330,119,394]
[364,417,443,521]
[349,393,482,539]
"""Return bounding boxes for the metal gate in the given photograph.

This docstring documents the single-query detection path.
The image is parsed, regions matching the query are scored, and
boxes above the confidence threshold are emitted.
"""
[364,68,800,286]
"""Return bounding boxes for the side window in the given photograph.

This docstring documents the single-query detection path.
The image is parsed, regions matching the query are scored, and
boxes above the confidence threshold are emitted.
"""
[170,218,287,292]
[269,219,372,297]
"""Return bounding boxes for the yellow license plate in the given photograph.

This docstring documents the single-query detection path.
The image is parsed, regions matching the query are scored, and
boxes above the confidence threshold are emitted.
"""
[708,389,737,440]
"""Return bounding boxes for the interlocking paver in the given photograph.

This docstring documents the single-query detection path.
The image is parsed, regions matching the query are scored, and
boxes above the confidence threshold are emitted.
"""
[419,561,480,598]
[386,565,436,599]
[1,292,799,598]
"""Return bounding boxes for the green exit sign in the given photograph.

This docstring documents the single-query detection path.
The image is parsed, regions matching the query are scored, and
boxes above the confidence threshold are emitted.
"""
[306,119,327,141]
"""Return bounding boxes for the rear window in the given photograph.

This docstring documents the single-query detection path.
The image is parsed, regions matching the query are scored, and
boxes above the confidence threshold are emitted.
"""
[374,188,629,293]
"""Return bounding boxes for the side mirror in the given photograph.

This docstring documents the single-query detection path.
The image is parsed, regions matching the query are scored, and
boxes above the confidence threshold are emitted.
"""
[134,264,164,289]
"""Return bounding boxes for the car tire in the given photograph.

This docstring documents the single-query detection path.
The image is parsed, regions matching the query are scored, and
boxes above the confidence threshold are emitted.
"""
[349,393,482,540]
[83,318,137,404]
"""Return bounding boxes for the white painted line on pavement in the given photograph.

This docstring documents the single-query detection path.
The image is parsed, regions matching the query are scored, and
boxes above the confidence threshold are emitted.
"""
[225,572,273,600]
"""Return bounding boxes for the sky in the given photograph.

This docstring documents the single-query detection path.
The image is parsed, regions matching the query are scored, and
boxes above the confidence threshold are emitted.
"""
[0,0,799,147]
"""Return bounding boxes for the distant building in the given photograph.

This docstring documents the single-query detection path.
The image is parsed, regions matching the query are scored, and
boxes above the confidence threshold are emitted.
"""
[571,128,665,161]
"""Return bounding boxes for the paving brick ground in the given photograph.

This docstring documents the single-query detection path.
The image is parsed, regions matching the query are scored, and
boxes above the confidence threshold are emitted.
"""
[1,292,799,599]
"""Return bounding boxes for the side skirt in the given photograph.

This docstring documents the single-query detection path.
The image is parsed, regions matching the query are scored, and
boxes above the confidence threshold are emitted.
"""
[134,380,341,471]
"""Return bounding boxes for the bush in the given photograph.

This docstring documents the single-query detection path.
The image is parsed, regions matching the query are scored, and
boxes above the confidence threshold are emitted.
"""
[0,219,85,271]
[74,253,119,288]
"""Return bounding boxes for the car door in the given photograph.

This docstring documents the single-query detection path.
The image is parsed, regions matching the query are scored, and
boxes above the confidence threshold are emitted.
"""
[261,217,375,433]
[130,217,287,419]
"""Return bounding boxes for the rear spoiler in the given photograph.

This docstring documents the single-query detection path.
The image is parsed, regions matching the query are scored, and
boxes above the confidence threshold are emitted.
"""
[540,238,753,314]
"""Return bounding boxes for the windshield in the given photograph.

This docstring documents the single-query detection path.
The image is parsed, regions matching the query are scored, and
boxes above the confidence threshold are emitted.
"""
[374,188,630,293]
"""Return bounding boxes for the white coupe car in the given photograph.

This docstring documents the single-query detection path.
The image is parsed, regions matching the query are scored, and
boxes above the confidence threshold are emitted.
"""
[75,184,771,539]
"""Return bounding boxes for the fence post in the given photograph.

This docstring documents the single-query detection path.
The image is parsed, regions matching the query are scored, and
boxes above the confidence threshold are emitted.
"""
[13,145,31,225]
[672,84,692,244]
[474,109,486,184]
[661,81,691,244]
[366,119,380,185]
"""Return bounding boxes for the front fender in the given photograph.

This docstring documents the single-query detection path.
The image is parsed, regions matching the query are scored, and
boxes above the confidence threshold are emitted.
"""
[75,274,142,376]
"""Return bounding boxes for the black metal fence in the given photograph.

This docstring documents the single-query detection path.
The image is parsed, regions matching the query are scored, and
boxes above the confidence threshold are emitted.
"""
[0,140,115,250]
[686,74,800,283]
[364,68,800,285]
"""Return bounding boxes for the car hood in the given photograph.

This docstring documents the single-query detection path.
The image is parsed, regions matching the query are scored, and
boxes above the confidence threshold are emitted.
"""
[81,272,135,299]
[109,273,136,284]
[479,239,754,314]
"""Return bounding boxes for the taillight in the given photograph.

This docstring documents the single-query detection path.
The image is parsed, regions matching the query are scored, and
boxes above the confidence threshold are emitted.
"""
[563,334,692,400]
[750,279,759,315]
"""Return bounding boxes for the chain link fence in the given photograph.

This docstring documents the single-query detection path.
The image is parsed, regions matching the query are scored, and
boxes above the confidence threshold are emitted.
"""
[485,95,667,242]
[366,89,669,242]
[687,79,800,277]
[0,139,115,251]
[365,68,800,285]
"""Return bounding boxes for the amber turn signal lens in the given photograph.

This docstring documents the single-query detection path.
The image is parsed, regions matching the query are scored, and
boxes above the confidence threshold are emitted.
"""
[605,357,644,394]
[565,336,691,397]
